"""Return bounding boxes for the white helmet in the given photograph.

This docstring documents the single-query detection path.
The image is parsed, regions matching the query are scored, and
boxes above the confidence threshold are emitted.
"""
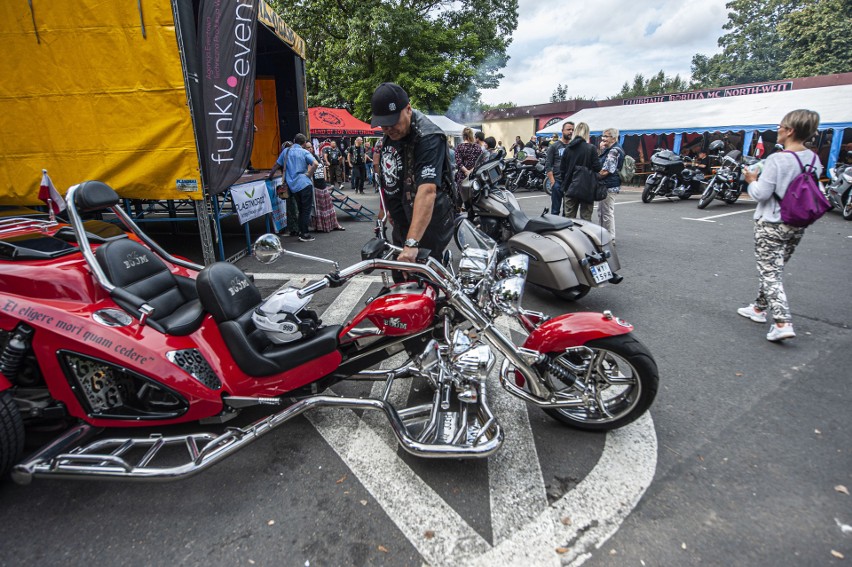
[252,287,317,344]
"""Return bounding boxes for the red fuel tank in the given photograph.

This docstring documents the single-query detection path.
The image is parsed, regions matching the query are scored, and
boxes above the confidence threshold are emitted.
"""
[340,282,436,341]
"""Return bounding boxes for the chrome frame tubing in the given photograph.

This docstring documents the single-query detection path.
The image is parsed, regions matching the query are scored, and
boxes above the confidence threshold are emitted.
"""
[13,391,504,483]
[296,255,550,400]
[64,184,203,296]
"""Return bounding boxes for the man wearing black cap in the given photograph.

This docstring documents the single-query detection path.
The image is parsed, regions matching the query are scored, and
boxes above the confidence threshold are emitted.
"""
[371,82,455,263]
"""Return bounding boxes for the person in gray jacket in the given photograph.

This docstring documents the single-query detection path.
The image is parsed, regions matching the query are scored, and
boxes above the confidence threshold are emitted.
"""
[545,121,573,215]
[738,109,822,342]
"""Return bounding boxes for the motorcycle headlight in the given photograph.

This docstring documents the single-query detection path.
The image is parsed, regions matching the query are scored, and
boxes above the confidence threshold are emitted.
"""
[496,254,528,279]
[459,248,489,294]
[490,276,526,315]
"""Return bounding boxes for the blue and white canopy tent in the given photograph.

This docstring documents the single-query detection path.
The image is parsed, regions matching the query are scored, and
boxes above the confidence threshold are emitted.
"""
[536,85,852,170]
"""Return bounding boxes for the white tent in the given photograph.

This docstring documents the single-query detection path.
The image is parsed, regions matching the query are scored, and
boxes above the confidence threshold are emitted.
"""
[426,115,477,137]
[536,85,852,168]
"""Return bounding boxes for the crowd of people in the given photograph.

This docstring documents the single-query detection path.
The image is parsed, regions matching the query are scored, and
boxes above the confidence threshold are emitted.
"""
[266,85,822,343]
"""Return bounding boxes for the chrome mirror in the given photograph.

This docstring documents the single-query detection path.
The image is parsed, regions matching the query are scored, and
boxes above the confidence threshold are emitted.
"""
[253,234,284,264]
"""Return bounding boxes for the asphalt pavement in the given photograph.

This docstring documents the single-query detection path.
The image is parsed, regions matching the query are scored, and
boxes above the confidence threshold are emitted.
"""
[0,184,850,566]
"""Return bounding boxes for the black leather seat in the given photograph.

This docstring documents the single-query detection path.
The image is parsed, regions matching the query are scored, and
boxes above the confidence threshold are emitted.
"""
[508,209,573,234]
[95,238,205,335]
[196,262,341,377]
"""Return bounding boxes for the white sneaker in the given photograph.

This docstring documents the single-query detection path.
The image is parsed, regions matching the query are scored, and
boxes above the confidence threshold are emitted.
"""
[737,304,767,323]
[766,324,796,342]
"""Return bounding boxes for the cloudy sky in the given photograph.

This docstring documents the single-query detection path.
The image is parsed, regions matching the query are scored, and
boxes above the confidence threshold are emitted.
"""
[480,0,731,105]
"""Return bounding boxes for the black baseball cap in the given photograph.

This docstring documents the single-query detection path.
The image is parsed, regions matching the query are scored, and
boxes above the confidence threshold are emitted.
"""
[371,82,410,127]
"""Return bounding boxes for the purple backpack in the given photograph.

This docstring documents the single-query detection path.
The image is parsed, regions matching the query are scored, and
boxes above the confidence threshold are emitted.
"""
[774,151,831,228]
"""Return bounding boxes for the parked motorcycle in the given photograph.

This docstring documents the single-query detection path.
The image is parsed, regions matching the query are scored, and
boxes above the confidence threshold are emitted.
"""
[697,146,756,209]
[0,180,657,483]
[641,149,685,202]
[503,153,550,194]
[672,156,705,199]
[462,150,622,302]
[825,152,852,220]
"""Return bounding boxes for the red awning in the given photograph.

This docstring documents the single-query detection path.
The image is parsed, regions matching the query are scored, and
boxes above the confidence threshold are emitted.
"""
[308,107,380,136]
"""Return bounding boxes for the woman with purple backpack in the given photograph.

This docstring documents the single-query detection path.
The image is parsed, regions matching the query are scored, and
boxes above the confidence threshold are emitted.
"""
[738,109,823,342]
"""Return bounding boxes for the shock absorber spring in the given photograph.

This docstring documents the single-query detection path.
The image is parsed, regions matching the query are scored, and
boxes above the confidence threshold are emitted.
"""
[539,355,577,388]
[0,324,35,380]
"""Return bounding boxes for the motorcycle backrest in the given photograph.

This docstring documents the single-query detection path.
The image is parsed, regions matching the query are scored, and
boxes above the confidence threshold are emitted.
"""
[196,262,262,324]
[73,180,121,213]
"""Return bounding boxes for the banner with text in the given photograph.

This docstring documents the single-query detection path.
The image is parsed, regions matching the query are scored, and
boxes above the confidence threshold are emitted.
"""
[198,0,259,195]
[623,81,794,106]
[231,180,272,224]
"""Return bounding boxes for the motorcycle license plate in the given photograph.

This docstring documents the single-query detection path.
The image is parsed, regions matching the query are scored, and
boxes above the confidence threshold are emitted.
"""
[590,262,613,284]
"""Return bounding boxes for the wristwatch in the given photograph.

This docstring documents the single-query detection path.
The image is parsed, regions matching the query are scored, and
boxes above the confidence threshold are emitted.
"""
[403,238,420,248]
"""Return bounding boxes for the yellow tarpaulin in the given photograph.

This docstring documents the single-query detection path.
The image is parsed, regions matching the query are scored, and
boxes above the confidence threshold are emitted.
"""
[0,1,203,204]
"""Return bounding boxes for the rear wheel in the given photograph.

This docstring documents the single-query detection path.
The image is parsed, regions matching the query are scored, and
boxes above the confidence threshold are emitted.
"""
[697,183,716,209]
[0,391,25,479]
[641,180,656,203]
[542,334,658,431]
[551,285,590,302]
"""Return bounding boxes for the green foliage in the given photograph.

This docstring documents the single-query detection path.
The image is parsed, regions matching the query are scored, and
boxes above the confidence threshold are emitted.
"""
[779,0,852,77]
[551,83,568,102]
[270,0,518,120]
[614,71,688,99]
[481,101,515,110]
[688,0,850,88]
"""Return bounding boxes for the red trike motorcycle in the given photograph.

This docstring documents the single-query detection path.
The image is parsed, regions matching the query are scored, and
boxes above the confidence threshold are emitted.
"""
[0,179,658,484]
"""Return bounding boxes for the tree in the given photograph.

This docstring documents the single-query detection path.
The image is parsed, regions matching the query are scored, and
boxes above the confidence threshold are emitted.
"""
[779,0,852,78]
[689,0,802,88]
[551,83,568,102]
[270,0,519,120]
[613,71,688,99]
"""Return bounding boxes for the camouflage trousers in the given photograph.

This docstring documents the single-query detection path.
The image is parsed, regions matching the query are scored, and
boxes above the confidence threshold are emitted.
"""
[752,220,805,323]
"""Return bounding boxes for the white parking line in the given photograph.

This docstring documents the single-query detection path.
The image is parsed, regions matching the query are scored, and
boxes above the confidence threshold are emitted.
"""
[488,319,548,545]
[683,208,756,222]
[256,272,658,566]
[249,272,384,282]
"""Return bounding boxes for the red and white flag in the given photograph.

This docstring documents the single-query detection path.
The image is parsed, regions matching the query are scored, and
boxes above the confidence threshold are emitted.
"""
[38,169,66,214]
[755,135,765,158]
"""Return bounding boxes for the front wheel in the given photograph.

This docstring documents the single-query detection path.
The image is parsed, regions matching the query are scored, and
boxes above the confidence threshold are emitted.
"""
[842,190,852,221]
[505,175,519,193]
[542,334,658,431]
[641,180,656,203]
[0,391,25,479]
[697,183,716,209]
